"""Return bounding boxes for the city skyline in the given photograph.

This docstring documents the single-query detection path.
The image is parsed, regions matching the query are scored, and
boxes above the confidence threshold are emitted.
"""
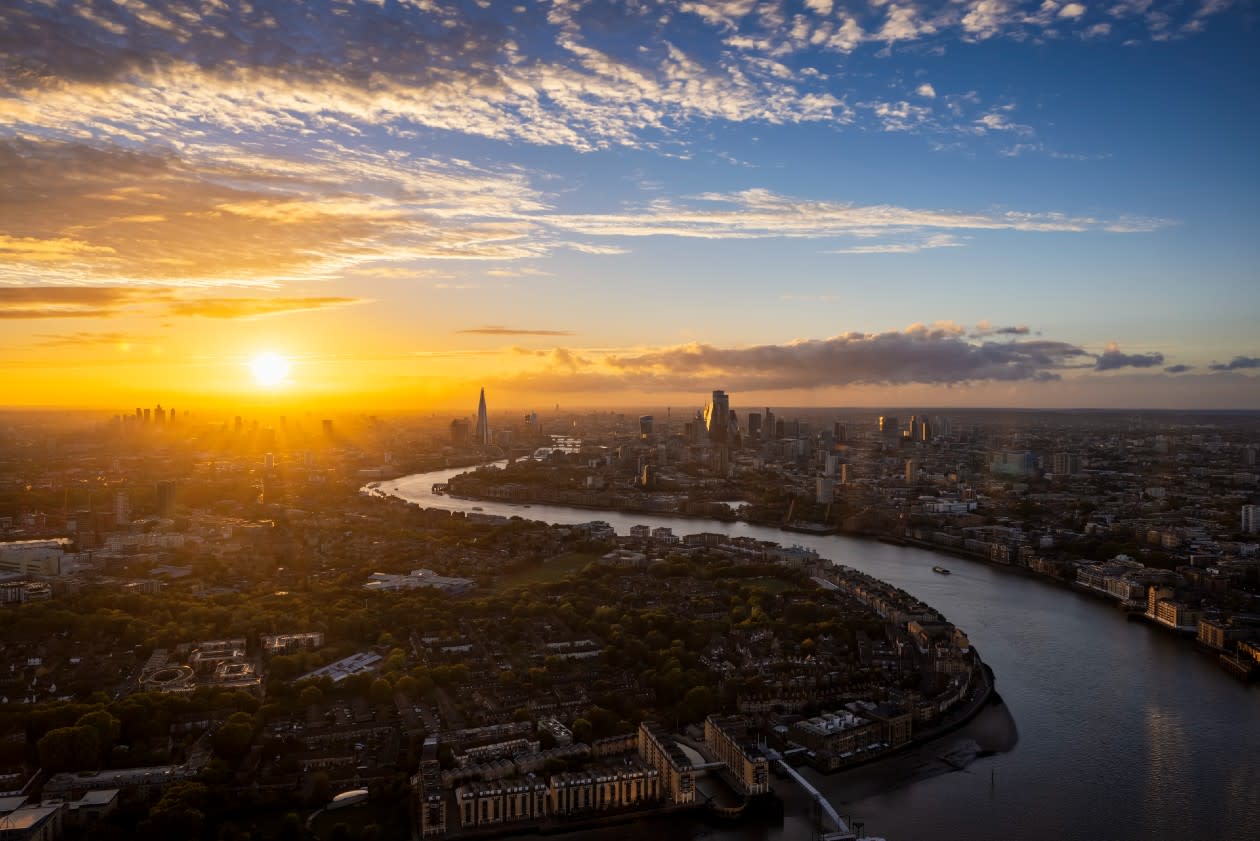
[1,1,1257,410]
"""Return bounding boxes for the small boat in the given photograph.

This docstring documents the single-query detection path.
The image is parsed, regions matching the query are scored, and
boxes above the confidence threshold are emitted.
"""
[932,566,951,575]
[471,506,483,511]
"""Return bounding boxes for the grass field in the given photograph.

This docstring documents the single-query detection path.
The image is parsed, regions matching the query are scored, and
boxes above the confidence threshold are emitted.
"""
[490,551,601,593]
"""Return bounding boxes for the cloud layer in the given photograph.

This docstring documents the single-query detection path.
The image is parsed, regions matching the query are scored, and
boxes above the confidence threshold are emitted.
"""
[0,1,1236,154]
[0,139,1170,290]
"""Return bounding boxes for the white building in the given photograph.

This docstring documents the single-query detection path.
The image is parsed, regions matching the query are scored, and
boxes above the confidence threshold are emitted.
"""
[0,539,70,576]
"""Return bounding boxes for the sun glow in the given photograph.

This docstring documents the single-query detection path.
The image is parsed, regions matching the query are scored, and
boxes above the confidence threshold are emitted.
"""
[249,352,291,388]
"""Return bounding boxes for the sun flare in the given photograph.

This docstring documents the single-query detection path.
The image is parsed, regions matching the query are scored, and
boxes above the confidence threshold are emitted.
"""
[249,352,291,388]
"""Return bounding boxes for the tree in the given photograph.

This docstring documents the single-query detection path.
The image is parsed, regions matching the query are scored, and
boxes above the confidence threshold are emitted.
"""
[369,677,393,705]
[393,675,417,700]
[298,685,323,708]
[310,771,332,805]
[571,718,593,744]
[214,720,254,762]
[75,710,121,760]
[37,725,100,772]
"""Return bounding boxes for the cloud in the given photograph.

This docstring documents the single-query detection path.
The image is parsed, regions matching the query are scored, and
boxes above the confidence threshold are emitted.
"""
[164,297,364,319]
[458,326,575,337]
[827,233,964,254]
[1164,364,1193,373]
[543,189,1172,242]
[0,286,163,318]
[0,137,549,286]
[916,83,938,99]
[0,0,1227,160]
[1095,342,1165,370]
[971,321,1032,337]
[31,331,152,348]
[493,326,1094,393]
[1208,356,1260,371]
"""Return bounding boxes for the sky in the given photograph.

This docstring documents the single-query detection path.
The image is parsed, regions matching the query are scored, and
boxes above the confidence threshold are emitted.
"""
[1,0,1257,411]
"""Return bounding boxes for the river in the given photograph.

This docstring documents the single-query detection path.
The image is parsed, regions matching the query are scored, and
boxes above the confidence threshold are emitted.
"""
[370,466,1260,841]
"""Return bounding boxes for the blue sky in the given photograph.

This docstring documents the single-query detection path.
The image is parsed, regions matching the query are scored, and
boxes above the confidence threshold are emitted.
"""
[0,0,1257,408]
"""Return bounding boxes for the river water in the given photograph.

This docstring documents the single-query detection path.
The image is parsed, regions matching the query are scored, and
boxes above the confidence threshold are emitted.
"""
[371,467,1260,841]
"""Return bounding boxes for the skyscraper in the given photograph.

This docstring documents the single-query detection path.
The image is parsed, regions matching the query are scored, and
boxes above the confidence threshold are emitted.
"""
[475,388,491,446]
[704,390,730,445]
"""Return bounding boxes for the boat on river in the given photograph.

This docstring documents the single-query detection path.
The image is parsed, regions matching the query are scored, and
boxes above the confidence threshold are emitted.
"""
[933,566,951,575]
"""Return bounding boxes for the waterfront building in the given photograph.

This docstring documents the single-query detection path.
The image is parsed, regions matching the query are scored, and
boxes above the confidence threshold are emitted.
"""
[636,723,696,805]
[455,777,547,828]
[548,759,660,816]
[790,710,883,767]
[703,715,770,796]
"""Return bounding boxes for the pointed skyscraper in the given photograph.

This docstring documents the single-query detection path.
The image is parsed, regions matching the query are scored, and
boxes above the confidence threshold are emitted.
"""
[475,387,490,446]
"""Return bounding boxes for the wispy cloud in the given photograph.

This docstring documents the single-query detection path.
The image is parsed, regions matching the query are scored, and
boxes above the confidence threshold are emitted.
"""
[0,138,547,286]
[826,234,965,254]
[164,296,364,319]
[458,326,575,337]
[543,189,1174,242]
[0,286,159,318]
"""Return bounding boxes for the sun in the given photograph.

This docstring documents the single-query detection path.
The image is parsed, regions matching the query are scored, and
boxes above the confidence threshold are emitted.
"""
[249,352,291,388]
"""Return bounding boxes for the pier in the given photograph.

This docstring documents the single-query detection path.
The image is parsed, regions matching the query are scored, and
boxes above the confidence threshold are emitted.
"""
[769,754,857,841]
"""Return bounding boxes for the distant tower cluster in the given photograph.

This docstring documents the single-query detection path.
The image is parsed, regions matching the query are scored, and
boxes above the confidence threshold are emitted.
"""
[475,388,491,446]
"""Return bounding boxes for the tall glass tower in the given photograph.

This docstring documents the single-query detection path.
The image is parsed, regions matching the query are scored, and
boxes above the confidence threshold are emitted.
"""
[475,388,491,445]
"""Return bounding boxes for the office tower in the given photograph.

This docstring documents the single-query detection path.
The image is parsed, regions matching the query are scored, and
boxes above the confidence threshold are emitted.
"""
[1243,505,1259,535]
[450,418,471,446]
[764,408,776,440]
[235,416,243,433]
[113,490,130,526]
[321,419,333,435]
[639,415,654,440]
[265,453,274,471]
[154,404,165,424]
[816,478,834,504]
[880,415,899,438]
[907,415,918,442]
[142,408,151,424]
[475,388,491,446]
[704,390,730,444]
[919,419,931,442]
[834,422,847,444]
[905,459,919,483]
[747,413,762,439]
[155,480,177,518]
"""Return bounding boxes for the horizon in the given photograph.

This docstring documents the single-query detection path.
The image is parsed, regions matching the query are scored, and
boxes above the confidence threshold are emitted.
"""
[2,1,1257,409]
